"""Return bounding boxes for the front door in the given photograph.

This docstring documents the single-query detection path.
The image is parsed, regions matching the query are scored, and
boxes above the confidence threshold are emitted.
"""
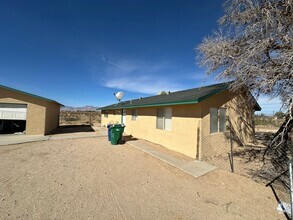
[122,109,126,125]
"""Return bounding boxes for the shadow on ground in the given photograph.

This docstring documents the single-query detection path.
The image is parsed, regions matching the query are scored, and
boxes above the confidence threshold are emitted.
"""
[232,131,291,220]
[232,131,274,164]
[269,184,291,220]
[50,125,95,134]
[123,135,139,142]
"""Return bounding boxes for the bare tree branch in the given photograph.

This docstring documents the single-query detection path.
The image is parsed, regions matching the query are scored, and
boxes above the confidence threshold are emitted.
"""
[197,0,293,181]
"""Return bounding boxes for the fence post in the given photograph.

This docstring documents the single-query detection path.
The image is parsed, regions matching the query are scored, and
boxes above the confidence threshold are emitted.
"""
[289,159,293,220]
[228,116,234,173]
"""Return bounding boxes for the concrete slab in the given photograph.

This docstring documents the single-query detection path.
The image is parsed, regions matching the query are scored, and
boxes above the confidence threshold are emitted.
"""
[127,139,216,178]
[0,132,102,146]
[94,126,108,137]
[0,134,49,146]
[48,133,100,140]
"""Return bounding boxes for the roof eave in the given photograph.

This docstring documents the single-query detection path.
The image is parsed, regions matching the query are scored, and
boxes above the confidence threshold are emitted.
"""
[0,84,63,106]
[100,86,230,111]
[100,99,200,111]
[254,103,262,111]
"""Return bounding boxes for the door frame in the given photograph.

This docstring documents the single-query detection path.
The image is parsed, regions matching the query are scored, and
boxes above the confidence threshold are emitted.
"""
[121,109,126,125]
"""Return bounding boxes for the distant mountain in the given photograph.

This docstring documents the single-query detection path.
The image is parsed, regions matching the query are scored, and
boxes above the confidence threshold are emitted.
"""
[61,105,100,112]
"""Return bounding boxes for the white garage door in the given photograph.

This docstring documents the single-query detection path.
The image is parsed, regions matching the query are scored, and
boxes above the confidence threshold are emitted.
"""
[0,104,27,120]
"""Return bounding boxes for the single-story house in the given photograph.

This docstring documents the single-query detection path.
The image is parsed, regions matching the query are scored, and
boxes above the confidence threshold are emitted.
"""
[100,82,261,159]
[0,85,62,135]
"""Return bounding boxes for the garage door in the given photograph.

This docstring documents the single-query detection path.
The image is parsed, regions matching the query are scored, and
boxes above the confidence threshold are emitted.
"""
[0,104,27,120]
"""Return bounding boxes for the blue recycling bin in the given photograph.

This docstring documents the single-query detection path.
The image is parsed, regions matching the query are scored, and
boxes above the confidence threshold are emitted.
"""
[107,124,113,141]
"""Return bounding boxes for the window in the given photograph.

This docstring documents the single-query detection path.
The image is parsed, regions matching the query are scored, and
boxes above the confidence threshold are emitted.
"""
[219,108,226,132]
[210,108,226,133]
[132,109,137,121]
[156,107,172,131]
[210,108,218,133]
[157,108,164,129]
[104,113,108,118]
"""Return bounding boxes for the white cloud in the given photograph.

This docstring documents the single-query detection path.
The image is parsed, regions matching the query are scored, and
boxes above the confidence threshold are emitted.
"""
[90,56,218,95]
[105,76,186,94]
[101,55,119,67]
[92,57,190,94]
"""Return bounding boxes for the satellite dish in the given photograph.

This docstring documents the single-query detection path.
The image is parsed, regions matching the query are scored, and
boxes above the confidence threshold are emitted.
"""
[114,92,124,102]
[158,91,167,95]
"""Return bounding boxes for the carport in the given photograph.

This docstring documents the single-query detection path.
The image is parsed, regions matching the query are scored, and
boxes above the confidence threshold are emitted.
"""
[0,85,62,135]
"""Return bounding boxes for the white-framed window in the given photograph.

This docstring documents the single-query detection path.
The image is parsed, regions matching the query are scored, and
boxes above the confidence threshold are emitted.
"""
[210,108,226,133]
[104,113,108,118]
[131,109,137,121]
[156,107,172,131]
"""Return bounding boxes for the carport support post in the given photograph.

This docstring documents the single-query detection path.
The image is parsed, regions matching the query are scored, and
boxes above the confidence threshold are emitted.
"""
[289,160,293,220]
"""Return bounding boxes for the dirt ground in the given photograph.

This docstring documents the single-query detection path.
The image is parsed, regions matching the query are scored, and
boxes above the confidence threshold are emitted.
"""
[59,111,100,126]
[0,137,284,220]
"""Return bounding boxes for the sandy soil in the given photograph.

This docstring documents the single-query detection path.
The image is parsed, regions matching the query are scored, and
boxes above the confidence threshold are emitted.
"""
[0,137,284,220]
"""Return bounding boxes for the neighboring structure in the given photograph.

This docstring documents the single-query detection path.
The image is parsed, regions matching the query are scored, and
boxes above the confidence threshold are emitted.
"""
[100,82,261,160]
[0,85,62,135]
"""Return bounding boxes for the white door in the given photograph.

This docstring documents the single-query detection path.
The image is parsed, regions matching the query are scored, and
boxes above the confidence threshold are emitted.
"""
[0,104,27,120]
[122,109,126,126]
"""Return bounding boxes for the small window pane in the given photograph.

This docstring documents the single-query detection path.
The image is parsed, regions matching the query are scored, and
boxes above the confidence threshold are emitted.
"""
[156,108,164,129]
[132,109,137,121]
[104,114,108,118]
[164,108,172,131]
[210,108,218,133]
[219,108,226,132]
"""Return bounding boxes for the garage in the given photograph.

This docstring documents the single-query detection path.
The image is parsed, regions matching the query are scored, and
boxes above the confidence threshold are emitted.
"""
[0,103,27,134]
[0,85,62,135]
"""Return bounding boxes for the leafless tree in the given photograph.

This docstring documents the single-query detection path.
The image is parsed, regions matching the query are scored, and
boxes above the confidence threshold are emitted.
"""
[197,0,293,179]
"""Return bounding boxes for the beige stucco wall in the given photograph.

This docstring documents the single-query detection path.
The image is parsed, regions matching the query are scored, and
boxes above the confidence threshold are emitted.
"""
[101,110,122,126]
[0,87,60,135]
[45,102,60,134]
[199,90,255,160]
[102,104,201,158]
[101,91,256,160]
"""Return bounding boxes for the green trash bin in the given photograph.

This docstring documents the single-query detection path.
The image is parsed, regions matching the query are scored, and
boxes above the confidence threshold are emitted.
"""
[110,124,125,145]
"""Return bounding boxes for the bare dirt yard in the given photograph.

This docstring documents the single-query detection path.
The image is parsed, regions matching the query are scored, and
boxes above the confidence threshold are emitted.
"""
[0,137,283,220]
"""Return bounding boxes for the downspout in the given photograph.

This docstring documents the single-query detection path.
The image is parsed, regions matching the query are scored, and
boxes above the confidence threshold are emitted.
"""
[197,103,202,161]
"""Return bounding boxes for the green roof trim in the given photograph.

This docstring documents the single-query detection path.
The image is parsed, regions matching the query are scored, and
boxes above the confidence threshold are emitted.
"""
[105,100,201,109]
[99,82,245,111]
[0,84,63,105]
[99,82,261,111]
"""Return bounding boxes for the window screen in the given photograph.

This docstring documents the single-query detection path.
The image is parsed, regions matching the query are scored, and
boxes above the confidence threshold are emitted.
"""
[164,107,172,131]
[219,108,226,132]
[156,108,172,130]
[156,108,164,130]
[210,108,218,133]
[132,109,137,121]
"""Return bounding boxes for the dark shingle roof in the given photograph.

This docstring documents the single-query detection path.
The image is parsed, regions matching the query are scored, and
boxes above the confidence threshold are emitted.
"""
[100,82,240,110]
[0,84,63,106]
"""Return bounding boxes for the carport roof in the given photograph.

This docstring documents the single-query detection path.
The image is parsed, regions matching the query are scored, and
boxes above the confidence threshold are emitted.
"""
[99,82,261,111]
[0,84,63,106]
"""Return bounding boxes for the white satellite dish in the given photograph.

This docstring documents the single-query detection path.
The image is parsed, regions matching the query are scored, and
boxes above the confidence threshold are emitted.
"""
[114,92,124,102]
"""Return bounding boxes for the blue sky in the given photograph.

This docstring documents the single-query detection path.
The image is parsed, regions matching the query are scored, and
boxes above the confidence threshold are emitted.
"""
[0,0,282,114]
